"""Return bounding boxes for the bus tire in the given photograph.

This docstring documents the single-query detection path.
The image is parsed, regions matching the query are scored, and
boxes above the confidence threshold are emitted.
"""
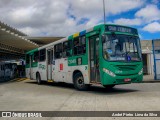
[36,73,41,85]
[103,85,115,90]
[73,72,89,91]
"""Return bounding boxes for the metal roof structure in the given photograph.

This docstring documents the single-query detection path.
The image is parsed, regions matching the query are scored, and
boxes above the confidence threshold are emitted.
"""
[26,37,64,46]
[0,21,39,61]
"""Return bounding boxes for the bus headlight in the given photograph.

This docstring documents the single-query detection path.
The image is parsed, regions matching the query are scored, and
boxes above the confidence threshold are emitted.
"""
[103,68,116,77]
[138,68,143,75]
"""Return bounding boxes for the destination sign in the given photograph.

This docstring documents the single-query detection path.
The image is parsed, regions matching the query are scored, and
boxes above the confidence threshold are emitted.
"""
[106,25,138,35]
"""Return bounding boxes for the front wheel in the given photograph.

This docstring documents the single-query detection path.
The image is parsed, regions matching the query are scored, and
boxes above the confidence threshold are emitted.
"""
[103,85,115,90]
[73,73,89,91]
[36,73,41,85]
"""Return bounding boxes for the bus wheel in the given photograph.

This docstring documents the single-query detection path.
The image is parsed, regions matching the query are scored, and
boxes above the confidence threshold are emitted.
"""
[103,85,115,90]
[73,73,89,91]
[36,73,41,85]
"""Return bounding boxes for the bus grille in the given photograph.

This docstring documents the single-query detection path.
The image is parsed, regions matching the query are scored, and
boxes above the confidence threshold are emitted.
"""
[115,65,137,71]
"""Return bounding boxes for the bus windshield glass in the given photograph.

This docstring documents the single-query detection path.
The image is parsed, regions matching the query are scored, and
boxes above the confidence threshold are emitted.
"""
[103,34,141,61]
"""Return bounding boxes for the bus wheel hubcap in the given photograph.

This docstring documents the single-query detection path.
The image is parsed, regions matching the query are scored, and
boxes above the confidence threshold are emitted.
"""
[77,77,84,87]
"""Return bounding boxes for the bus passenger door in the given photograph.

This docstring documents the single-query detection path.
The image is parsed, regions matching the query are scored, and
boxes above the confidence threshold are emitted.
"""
[47,50,53,80]
[89,36,100,83]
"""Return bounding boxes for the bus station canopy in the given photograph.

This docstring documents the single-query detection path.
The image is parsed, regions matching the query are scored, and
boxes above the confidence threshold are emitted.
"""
[0,21,64,61]
[26,37,63,46]
[0,21,39,61]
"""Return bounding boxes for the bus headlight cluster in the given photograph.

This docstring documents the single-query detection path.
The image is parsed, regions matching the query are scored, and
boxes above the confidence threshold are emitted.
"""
[138,68,143,75]
[103,68,116,77]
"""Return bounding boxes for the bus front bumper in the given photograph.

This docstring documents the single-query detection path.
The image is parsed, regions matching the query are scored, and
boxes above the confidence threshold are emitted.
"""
[102,73,143,85]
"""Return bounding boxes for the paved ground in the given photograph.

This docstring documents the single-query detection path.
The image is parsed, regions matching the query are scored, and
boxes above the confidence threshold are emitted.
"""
[0,78,160,120]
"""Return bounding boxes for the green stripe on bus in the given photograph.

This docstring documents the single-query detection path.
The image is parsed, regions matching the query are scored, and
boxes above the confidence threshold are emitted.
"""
[26,48,38,55]
[68,35,73,40]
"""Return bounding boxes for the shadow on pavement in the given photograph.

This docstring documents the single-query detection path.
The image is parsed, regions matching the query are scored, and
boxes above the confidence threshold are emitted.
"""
[26,81,139,95]
[87,86,138,95]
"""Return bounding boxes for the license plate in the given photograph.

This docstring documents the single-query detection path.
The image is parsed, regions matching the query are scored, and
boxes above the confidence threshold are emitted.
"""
[124,78,131,82]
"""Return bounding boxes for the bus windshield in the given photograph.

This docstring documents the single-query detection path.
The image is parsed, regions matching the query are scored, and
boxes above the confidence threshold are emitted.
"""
[103,34,141,61]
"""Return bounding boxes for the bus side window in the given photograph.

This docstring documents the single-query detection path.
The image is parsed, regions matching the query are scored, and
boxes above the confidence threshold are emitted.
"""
[63,41,72,57]
[81,36,86,54]
[33,51,39,62]
[39,49,46,62]
[73,37,79,55]
[54,43,62,59]
[73,36,86,55]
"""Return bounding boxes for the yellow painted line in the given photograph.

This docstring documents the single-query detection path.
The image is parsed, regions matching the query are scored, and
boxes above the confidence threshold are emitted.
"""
[16,80,24,82]
[47,80,54,83]
[9,78,29,82]
[16,78,29,82]
[10,78,19,82]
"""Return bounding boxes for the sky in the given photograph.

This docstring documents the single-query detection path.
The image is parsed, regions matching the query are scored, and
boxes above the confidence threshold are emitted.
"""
[0,0,160,40]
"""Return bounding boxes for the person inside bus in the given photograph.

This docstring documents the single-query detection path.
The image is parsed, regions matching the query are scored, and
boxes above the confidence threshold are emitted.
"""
[103,41,110,60]
[115,43,122,55]
[104,50,110,60]
[74,40,79,55]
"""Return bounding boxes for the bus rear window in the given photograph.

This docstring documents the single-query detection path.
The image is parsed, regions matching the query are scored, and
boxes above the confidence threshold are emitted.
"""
[33,51,39,62]
[39,49,46,62]
[54,43,62,59]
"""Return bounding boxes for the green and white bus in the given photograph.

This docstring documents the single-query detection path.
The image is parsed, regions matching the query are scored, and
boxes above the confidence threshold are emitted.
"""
[26,24,143,90]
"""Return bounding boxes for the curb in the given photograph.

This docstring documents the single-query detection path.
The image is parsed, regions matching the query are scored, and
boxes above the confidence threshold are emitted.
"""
[141,80,160,83]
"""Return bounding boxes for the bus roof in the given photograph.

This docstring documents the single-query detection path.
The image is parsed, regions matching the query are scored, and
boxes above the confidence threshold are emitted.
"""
[26,24,138,54]
[26,48,38,54]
